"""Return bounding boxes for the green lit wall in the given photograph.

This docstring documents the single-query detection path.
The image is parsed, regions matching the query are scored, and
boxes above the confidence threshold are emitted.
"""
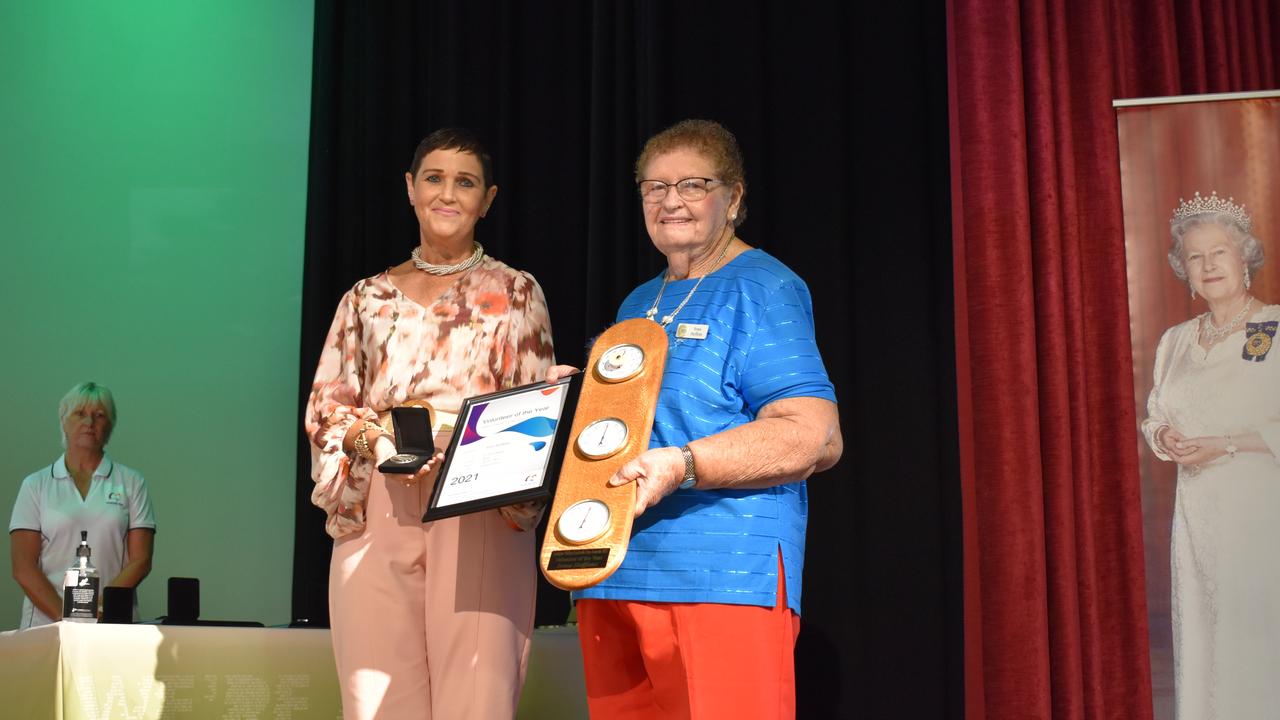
[0,2,314,627]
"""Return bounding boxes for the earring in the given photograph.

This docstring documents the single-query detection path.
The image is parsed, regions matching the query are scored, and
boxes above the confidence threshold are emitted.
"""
[1191,287,1196,300]
[1245,267,1252,290]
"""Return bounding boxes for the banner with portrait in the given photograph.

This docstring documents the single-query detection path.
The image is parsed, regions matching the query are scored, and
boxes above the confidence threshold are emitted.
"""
[1116,91,1280,719]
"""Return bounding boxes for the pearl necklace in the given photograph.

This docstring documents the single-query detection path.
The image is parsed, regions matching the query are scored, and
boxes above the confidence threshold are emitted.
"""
[410,242,484,276]
[644,239,732,328]
[1201,296,1253,344]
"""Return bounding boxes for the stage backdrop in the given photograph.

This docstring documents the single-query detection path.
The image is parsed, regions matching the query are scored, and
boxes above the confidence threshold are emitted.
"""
[0,2,314,627]
[1117,91,1280,719]
[295,2,960,718]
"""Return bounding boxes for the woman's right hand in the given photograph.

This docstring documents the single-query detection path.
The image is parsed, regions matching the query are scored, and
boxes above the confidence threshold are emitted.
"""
[373,434,399,465]
[1159,426,1200,463]
[374,435,444,483]
[546,365,580,383]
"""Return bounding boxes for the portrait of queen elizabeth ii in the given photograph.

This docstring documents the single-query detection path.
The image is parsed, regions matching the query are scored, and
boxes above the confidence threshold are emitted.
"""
[1140,191,1280,719]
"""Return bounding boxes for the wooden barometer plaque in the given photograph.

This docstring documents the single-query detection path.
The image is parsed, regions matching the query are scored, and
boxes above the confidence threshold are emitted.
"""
[539,318,668,590]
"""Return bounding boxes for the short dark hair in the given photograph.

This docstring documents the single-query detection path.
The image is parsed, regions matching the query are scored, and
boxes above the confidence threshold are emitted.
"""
[407,127,495,187]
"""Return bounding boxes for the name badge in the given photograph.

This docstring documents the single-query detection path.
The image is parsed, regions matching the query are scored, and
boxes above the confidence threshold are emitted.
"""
[675,323,708,340]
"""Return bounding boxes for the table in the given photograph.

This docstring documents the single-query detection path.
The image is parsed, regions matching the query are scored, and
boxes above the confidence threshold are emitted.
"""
[0,623,586,719]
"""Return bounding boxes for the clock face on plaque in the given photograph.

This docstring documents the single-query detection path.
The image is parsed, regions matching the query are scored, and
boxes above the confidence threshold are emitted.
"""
[557,499,611,545]
[576,417,629,459]
[595,343,646,383]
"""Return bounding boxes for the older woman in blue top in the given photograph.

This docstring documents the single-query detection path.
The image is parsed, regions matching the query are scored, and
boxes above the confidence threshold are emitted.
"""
[549,119,842,719]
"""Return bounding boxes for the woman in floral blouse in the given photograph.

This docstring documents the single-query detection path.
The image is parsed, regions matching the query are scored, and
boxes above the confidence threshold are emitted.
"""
[305,128,555,720]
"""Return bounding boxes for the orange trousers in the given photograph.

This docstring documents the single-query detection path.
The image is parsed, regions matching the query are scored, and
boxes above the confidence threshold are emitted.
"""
[576,558,800,720]
[328,470,536,719]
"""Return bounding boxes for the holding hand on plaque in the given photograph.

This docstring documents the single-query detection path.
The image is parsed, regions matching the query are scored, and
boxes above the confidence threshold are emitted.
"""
[305,128,555,720]
[556,120,843,719]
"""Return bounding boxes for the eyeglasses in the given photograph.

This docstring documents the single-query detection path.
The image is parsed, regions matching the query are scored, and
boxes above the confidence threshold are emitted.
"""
[637,177,725,203]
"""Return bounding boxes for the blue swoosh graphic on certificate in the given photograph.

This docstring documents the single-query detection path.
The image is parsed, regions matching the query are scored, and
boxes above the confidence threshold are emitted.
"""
[460,412,558,446]
[505,416,558,438]
[530,441,547,451]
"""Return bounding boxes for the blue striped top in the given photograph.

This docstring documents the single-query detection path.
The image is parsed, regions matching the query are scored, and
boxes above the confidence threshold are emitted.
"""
[574,249,836,613]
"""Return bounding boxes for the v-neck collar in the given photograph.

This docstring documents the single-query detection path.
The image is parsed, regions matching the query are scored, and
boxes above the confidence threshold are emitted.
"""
[52,454,114,480]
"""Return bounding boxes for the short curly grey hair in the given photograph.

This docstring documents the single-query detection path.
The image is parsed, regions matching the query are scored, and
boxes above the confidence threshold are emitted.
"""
[1168,211,1265,282]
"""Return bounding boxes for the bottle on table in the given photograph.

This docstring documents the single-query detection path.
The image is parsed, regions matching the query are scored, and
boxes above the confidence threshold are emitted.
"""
[62,530,100,623]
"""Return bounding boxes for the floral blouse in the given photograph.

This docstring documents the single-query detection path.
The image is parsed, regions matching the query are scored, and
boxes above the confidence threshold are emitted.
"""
[305,256,556,538]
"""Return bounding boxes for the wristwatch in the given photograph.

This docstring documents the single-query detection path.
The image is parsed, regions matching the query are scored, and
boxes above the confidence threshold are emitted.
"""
[678,445,698,490]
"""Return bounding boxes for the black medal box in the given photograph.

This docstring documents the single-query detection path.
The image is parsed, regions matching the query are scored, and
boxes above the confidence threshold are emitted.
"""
[378,406,435,474]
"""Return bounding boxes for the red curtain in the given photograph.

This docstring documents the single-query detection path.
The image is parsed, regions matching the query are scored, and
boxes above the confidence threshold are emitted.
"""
[947,1,1280,718]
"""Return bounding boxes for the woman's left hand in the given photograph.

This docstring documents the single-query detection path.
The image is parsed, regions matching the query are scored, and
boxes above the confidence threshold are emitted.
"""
[608,447,686,517]
[545,365,580,383]
[1174,436,1230,466]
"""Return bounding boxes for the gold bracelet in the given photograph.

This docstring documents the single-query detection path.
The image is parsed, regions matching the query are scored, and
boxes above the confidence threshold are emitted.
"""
[353,421,384,460]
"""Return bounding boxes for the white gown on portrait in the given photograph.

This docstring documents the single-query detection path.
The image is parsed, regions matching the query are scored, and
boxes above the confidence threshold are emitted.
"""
[1144,304,1280,720]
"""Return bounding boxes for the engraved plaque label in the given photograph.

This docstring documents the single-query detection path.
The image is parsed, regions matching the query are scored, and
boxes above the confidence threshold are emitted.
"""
[547,548,611,570]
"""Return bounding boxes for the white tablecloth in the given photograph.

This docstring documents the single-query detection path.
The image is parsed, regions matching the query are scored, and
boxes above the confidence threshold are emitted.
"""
[0,622,586,719]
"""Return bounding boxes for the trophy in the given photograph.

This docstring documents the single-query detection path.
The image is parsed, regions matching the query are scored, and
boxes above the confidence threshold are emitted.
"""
[540,318,668,590]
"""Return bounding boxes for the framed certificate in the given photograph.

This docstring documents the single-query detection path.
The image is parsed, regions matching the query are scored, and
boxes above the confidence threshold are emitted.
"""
[424,374,583,522]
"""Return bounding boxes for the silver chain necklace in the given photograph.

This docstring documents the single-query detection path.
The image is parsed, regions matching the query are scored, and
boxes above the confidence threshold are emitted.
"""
[410,242,484,276]
[1201,296,1253,344]
[644,238,732,328]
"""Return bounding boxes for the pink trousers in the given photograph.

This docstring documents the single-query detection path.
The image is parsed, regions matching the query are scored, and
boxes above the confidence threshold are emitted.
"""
[328,469,536,719]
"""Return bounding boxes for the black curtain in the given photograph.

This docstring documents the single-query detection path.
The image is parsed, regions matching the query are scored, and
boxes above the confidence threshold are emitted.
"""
[293,2,959,718]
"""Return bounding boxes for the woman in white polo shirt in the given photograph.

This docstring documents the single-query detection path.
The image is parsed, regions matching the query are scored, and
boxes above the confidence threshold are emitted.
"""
[8,381,156,628]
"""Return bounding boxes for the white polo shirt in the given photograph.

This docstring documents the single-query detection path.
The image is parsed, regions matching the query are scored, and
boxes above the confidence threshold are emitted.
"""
[8,454,157,629]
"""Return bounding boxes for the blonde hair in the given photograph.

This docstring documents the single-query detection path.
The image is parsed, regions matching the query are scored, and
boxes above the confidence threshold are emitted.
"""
[59,381,116,448]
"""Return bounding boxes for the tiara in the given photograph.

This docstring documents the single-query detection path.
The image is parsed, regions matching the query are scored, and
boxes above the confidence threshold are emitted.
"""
[1171,191,1252,232]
